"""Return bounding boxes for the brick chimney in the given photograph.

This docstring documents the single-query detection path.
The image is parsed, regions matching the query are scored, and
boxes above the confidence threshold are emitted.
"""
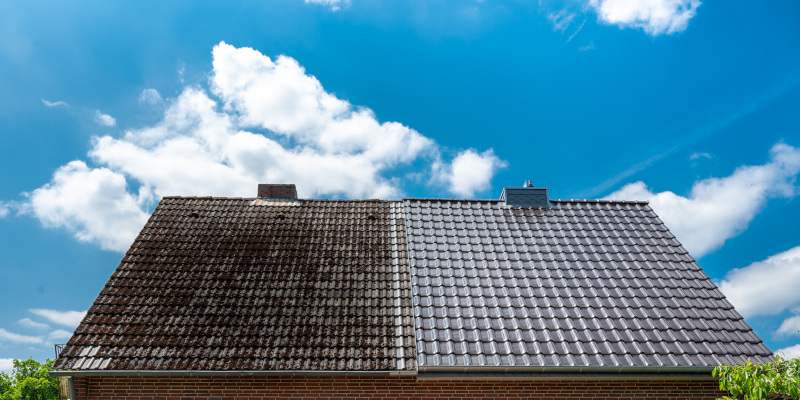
[257,184,297,199]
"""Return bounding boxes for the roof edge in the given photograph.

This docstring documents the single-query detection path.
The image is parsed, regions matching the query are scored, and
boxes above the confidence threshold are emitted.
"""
[49,369,418,378]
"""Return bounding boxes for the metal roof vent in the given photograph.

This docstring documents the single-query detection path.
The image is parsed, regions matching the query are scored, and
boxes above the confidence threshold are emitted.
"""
[257,184,297,199]
[500,180,550,208]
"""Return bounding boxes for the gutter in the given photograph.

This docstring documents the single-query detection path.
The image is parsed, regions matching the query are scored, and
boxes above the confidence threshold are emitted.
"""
[49,369,418,378]
[416,365,716,380]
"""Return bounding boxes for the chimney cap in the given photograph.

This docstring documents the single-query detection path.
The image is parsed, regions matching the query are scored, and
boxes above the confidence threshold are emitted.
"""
[257,184,297,199]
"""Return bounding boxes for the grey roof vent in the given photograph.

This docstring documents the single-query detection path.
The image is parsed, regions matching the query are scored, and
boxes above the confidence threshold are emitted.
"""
[500,180,550,208]
[257,184,297,199]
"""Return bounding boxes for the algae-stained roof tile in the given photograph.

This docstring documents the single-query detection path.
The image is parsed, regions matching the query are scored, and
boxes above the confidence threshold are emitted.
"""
[54,197,415,372]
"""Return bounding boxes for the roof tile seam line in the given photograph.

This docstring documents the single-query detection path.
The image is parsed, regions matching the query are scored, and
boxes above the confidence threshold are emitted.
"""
[390,201,405,371]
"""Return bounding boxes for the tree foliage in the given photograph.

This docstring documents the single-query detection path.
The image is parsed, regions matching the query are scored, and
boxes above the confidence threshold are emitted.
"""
[713,355,800,400]
[0,359,58,400]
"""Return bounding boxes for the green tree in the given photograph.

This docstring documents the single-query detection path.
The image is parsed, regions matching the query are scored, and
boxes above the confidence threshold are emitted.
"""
[713,355,800,400]
[0,359,58,400]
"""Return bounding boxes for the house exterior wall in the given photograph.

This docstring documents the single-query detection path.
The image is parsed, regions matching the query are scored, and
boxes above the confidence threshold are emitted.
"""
[71,375,725,400]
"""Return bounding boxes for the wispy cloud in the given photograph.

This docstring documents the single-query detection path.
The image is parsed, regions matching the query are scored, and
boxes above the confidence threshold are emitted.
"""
[41,98,68,107]
[94,110,116,127]
[29,309,86,328]
[0,202,8,218]
[48,329,73,341]
[548,9,576,32]
[776,314,800,337]
[0,328,44,344]
[689,152,713,160]
[18,318,49,330]
[606,143,800,258]
[566,19,586,42]
[138,88,163,105]
[17,42,504,252]
[584,73,800,198]
[718,246,800,318]
[304,0,349,12]
[589,0,701,36]
[579,42,596,51]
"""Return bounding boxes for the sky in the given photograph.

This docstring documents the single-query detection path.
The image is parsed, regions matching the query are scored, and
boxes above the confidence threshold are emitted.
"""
[0,0,799,372]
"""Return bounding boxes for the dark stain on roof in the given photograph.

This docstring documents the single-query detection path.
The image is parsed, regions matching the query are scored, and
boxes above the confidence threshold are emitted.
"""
[54,197,416,372]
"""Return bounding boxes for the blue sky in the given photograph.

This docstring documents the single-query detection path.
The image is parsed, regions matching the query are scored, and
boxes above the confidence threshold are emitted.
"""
[1,0,799,371]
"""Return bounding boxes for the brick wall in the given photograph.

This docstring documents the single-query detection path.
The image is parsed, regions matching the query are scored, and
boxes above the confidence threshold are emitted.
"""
[71,375,725,400]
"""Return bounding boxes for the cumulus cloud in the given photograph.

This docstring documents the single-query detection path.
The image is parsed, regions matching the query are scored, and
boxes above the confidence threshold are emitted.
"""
[433,149,506,197]
[304,0,349,11]
[18,318,49,330]
[94,110,116,127]
[19,42,502,251]
[0,328,43,345]
[0,358,12,374]
[589,0,701,36]
[607,143,800,258]
[41,98,68,107]
[28,309,86,328]
[717,246,800,319]
[138,88,163,105]
[775,344,800,359]
[24,162,150,251]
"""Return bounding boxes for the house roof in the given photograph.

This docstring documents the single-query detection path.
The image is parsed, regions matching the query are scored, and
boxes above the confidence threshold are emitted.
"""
[405,198,772,370]
[53,197,416,372]
[53,187,772,375]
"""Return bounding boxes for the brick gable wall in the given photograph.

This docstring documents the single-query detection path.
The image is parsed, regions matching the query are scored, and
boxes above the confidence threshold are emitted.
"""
[72,375,724,399]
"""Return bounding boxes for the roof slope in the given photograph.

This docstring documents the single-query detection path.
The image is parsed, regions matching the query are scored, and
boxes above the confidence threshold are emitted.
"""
[54,197,415,372]
[405,199,772,369]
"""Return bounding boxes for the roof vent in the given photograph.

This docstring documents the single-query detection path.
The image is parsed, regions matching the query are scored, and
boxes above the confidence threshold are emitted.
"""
[257,184,297,199]
[500,180,550,208]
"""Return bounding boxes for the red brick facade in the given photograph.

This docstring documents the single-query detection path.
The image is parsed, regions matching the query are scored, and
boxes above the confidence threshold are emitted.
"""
[71,375,724,400]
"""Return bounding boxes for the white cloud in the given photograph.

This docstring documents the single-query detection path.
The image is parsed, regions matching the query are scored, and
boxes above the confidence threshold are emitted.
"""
[717,246,800,319]
[41,98,68,107]
[690,152,713,160]
[29,309,86,328]
[0,328,43,344]
[25,161,150,251]
[304,0,349,11]
[606,143,800,258]
[48,329,73,341]
[589,0,701,36]
[138,88,163,105]
[548,9,576,32]
[94,110,116,127]
[434,149,506,197]
[0,358,13,374]
[775,344,800,359]
[579,42,596,51]
[0,202,8,218]
[19,42,503,251]
[777,314,800,337]
[18,318,49,330]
